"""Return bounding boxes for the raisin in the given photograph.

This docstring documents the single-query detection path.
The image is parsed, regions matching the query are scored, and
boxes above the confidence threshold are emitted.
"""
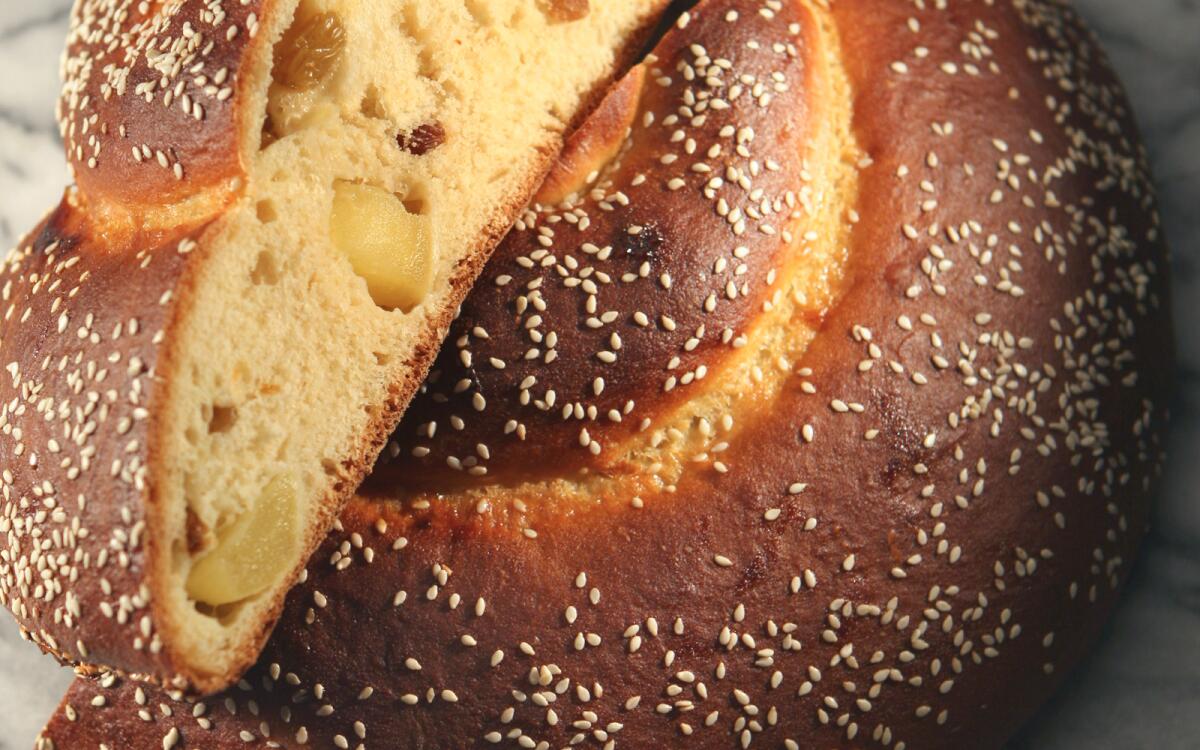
[185,508,208,556]
[274,11,347,92]
[398,122,447,156]
[537,0,590,23]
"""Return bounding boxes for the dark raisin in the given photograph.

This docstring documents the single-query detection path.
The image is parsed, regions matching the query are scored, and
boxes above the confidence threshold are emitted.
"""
[186,509,208,555]
[398,122,447,156]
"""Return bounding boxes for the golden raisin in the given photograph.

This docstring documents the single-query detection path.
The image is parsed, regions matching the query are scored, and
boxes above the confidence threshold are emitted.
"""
[537,0,590,23]
[274,11,347,91]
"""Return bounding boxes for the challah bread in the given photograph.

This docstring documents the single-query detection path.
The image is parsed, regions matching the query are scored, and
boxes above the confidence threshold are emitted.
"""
[36,0,1173,746]
[0,0,669,693]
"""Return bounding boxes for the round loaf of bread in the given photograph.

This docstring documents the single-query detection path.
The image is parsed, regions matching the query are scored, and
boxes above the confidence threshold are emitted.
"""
[38,0,1173,746]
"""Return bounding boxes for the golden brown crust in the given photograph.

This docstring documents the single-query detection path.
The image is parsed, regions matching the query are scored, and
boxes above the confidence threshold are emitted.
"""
[31,0,296,685]
[534,64,648,207]
[34,0,1174,747]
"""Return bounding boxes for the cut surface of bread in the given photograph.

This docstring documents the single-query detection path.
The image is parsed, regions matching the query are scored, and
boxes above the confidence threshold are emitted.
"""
[0,0,667,693]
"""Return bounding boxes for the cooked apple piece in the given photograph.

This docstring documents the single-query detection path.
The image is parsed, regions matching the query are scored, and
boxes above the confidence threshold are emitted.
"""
[186,476,300,607]
[331,182,435,312]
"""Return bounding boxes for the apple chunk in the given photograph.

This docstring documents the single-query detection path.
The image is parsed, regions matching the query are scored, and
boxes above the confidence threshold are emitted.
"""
[331,182,435,312]
[186,476,300,607]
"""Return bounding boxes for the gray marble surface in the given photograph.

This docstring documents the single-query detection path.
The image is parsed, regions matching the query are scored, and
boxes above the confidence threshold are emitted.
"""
[0,1,1196,747]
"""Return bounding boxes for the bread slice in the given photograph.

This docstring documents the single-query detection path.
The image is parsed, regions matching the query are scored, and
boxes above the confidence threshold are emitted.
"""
[0,0,667,693]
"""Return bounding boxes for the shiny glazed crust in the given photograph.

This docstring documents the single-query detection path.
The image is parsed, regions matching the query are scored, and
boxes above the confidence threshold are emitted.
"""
[36,0,1173,747]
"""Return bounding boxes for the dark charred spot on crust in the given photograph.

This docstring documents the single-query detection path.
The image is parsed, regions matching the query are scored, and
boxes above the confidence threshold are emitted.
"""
[734,549,771,595]
[869,387,930,489]
[463,365,485,396]
[881,456,907,489]
[397,122,447,156]
[35,208,78,255]
[619,222,665,259]
[874,389,923,456]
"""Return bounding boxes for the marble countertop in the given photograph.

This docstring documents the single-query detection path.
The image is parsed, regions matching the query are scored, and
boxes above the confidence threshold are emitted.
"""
[0,1,1196,747]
